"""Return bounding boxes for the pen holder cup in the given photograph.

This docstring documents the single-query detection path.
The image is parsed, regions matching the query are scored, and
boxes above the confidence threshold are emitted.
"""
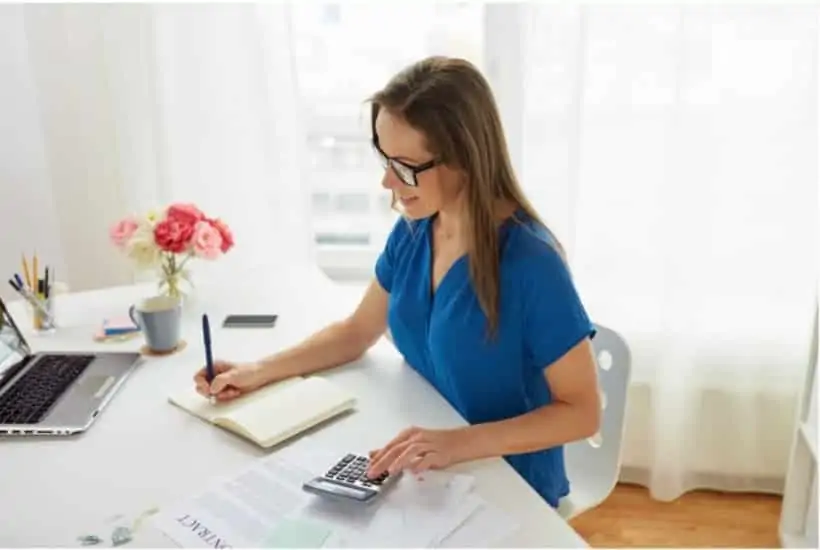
[30,296,56,333]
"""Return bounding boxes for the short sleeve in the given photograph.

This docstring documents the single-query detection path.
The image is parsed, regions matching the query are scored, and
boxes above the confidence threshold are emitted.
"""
[374,217,411,293]
[521,247,596,371]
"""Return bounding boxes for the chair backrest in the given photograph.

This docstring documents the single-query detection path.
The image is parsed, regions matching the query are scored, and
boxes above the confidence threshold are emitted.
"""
[563,323,632,506]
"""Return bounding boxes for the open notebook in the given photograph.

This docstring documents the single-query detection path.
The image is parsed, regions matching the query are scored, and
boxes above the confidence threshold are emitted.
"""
[168,376,356,448]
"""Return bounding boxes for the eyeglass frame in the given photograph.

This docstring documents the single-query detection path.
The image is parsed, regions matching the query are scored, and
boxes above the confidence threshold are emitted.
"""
[372,138,441,187]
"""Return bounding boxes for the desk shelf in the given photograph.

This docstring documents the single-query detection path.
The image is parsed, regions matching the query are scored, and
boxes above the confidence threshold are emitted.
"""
[800,422,817,462]
[779,303,818,549]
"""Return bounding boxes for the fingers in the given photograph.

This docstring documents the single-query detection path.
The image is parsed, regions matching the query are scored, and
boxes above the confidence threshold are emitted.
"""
[194,379,211,397]
[192,360,232,382]
[369,426,417,466]
[193,360,238,398]
[389,441,435,475]
[210,369,239,394]
[409,452,440,475]
[368,430,433,477]
[368,442,406,477]
[214,387,241,401]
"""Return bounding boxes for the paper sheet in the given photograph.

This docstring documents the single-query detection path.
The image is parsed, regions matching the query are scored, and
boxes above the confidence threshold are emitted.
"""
[439,499,521,548]
[262,518,332,548]
[151,441,501,548]
[150,459,313,548]
[299,470,480,548]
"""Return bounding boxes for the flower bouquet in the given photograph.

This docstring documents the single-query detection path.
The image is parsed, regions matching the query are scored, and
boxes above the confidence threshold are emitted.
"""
[109,203,234,299]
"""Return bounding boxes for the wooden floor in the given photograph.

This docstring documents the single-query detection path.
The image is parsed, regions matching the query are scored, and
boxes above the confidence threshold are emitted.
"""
[569,483,783,548]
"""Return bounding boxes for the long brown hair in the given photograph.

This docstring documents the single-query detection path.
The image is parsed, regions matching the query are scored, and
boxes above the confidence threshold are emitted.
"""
[370,56,564,335]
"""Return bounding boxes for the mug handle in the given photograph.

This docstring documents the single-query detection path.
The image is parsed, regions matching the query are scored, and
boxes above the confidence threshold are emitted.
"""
[128,305,141,329]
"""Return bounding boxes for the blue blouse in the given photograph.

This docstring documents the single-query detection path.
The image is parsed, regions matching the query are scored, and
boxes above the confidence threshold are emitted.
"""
[374,209,595,507]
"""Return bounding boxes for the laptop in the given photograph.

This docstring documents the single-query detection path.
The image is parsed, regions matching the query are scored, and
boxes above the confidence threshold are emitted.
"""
[0,296,142,436]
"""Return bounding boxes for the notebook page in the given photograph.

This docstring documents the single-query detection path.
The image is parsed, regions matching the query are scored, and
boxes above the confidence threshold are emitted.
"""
[168,376,305,423]
[168,386,243,423]
[226,377,354,445]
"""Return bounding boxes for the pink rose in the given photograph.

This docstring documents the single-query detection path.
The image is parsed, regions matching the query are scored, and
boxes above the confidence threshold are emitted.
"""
[191,220,223,259]
[109,217,140,249]
[166,203,204,226]
[208,218,234,253]
[154,218,195,253]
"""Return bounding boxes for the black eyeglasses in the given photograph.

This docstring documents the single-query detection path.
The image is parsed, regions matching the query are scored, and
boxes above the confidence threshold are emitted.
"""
[373,143,440,187]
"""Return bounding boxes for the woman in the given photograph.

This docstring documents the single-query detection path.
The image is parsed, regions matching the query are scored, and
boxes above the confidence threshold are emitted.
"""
[194,56,601,508]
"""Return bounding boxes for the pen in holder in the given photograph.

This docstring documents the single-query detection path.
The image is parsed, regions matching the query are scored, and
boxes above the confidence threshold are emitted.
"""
[29,279,56,333]
[31,295,56,333]
[8,263,60,333]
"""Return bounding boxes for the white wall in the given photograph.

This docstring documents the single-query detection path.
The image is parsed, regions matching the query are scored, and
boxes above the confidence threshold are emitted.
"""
[0,5,65,303]
[0,5,139,303]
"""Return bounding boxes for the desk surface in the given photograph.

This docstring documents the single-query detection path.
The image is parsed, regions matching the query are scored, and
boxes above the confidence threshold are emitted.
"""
[0,267,587,548]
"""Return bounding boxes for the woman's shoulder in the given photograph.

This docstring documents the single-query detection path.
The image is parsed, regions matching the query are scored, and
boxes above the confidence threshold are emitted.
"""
[501,213,588,325]
[503,211,566,266]
[499,211,576,293]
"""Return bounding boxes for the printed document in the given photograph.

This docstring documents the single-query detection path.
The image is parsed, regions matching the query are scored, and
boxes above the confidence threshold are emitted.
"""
[149,440,516,548]
[150,458,312,548]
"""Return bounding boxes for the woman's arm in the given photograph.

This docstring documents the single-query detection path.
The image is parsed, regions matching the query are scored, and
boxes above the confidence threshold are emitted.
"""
[459,337,601,461]
[367,338,600,476]
[256,278,389,384]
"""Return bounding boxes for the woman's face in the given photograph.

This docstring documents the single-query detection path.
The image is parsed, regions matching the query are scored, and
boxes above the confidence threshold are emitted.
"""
[374,108,462,220]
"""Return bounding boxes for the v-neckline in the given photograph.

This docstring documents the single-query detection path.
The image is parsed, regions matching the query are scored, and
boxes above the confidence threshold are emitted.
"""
[425,216,466,299]
[424,207,524,299]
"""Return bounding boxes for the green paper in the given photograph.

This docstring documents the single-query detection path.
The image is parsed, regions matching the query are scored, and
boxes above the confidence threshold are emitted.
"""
[262,518,332,549]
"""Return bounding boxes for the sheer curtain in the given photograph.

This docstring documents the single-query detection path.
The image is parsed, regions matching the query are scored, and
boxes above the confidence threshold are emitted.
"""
[510,4,819,500]
[1,2,313,296]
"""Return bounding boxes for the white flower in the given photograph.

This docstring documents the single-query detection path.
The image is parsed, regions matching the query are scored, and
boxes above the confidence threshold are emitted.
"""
[125,221,161,269]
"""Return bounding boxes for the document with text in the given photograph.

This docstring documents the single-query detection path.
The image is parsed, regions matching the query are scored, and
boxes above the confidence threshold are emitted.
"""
[149,457,313,548]
[149,439,517,548]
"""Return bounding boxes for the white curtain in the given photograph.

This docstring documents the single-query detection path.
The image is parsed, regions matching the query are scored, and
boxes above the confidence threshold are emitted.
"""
[2,2,817,503]
[0,2,314,297]
[510,4,819,501]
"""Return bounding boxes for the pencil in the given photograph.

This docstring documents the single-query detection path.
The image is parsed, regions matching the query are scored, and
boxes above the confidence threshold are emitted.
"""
[21,254,32,290]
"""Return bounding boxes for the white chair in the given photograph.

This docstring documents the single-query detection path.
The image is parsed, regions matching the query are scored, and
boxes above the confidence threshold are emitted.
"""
[557,323,632,520]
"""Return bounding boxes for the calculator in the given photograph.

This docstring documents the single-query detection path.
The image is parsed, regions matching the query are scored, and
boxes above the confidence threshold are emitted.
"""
[302,453,400,504]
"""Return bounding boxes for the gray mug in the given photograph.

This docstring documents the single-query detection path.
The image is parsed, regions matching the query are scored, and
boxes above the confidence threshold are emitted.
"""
[129,295,182,352]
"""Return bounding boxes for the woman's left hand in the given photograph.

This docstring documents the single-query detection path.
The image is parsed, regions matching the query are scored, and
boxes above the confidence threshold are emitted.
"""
[366,425,474,479]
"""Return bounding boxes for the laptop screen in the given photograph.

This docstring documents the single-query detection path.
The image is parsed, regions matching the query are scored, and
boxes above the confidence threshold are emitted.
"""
[0,300,27,374]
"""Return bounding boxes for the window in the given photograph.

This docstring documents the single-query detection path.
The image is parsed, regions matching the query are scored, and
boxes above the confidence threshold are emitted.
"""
[290,2,487,280]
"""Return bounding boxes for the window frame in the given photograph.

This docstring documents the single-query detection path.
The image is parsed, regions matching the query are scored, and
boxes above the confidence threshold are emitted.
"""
[308,3,523,282]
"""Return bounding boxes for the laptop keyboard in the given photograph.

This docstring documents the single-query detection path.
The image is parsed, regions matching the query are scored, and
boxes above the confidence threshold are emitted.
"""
[0,354,95,424]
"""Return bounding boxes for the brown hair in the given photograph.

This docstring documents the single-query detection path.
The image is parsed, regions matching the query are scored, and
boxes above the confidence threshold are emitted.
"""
[370,56,564,336]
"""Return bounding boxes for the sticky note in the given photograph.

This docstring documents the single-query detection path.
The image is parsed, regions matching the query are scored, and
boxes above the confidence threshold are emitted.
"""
[262,518,332,548]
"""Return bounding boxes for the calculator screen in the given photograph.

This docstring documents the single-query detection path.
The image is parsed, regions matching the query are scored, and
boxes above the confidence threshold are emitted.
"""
[314,479,369,499]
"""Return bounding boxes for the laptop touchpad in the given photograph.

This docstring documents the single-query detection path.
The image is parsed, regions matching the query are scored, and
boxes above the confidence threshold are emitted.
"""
[87,375,116,399]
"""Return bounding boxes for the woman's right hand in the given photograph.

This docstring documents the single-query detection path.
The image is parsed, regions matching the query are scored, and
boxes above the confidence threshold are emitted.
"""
[193,360,270,402]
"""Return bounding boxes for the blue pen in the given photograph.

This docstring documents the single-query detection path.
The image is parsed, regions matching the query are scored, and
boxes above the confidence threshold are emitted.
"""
[13,274,23,289]
[202,313,215,402]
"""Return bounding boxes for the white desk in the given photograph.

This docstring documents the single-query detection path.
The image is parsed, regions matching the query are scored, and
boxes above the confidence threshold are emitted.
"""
[0,266,587,548]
